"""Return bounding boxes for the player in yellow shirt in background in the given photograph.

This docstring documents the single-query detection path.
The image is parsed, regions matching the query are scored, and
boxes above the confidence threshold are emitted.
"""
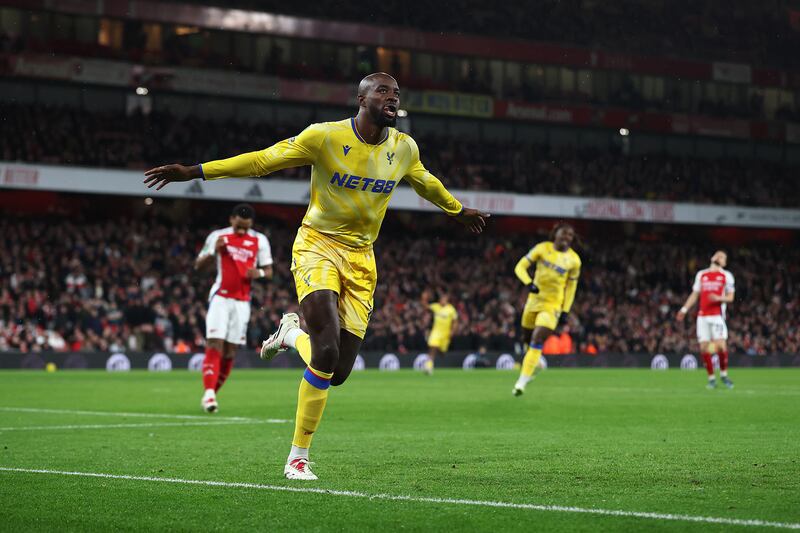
[143,72,489,480]
[512,223,581,396]
[422,291,458,375]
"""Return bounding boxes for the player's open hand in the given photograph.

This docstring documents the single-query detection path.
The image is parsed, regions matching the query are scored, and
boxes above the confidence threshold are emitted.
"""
[454,208,490,234]
[143,164,198,190]
[676,309,687,321]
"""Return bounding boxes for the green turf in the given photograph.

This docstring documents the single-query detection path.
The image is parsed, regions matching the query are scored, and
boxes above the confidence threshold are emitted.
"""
[0,368,798,532]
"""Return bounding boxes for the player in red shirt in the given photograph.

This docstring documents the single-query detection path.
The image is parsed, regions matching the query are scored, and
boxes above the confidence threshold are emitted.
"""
[676,250,735,389]
[195,204,273,412]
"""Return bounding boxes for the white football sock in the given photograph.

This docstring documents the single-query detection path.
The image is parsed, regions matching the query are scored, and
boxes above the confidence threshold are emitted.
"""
[288,445,309,461]
[284,328,304,349]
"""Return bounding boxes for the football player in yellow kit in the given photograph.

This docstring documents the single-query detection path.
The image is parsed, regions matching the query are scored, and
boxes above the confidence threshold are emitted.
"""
[422,291,458,375]
[144,72,489,480]
[512,223,581,396]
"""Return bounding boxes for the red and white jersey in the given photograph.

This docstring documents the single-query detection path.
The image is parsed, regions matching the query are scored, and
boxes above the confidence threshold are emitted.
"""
[198,227,272,302]
[692,267,735,317]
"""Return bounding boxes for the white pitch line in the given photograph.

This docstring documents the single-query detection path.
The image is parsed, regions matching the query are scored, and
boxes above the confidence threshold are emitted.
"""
[0,467,797,530]
[0,420,289,432]
[0,407,267,422]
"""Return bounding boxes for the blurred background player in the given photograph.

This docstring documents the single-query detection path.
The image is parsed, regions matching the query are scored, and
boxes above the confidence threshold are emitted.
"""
[422,290,458,375]
[677,251,735,389]
[195,204,273,412]
[512,223,581,396]
[144,73,488,480]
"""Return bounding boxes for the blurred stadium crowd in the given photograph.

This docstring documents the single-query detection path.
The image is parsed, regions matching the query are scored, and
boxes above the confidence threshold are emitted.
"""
[1,216,798,356]
[1,103,797,207]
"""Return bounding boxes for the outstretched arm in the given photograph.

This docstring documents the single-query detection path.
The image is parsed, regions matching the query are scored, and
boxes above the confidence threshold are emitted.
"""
[405,167,488,233]
[144,124,325,190]
[403,138,489,234]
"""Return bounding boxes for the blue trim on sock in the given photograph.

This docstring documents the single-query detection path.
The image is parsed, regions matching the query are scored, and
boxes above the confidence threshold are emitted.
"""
[530,343,543,350]
[303,367,331,390]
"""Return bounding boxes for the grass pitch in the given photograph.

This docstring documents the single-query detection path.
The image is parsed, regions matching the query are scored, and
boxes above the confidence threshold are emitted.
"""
[0,368,798,532]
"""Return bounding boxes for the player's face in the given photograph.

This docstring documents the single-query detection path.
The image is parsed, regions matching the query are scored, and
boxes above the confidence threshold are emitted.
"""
[711,251,727,268]
[364,77,400,127]
[230,215,253,235]
[554,227,574,251]
[440,294,449,304]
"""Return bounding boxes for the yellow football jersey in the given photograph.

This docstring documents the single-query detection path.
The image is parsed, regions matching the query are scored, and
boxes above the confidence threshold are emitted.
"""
[526,241,581,307]
[201,118,463,248]
[429,302,458,335]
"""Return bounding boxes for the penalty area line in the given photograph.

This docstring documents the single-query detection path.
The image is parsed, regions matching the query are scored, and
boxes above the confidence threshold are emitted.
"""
[0,467,797,530]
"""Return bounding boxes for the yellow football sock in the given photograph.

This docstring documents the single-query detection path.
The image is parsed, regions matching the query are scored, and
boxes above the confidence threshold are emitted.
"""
[521,343,543,378]
[292,365,333,449]
[425,357,434,371]
[295,333,312,366]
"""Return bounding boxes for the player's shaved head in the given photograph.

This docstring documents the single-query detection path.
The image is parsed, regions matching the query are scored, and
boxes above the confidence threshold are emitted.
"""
[358,72,398,96]
[356,72,400,128]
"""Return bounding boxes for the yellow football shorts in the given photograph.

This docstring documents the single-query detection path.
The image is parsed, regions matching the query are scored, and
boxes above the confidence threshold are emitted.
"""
[291,225,377,339]
[427,328,452,352]
[521,295,560,330]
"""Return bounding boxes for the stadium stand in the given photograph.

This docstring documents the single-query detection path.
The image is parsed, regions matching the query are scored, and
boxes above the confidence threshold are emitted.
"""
[1,103,797,207]
[1,214,797,355]
[8,1,800,69]
[2,5,800,121]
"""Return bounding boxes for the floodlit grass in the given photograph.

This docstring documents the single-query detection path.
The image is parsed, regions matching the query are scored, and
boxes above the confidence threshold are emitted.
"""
[0,368,798,532]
